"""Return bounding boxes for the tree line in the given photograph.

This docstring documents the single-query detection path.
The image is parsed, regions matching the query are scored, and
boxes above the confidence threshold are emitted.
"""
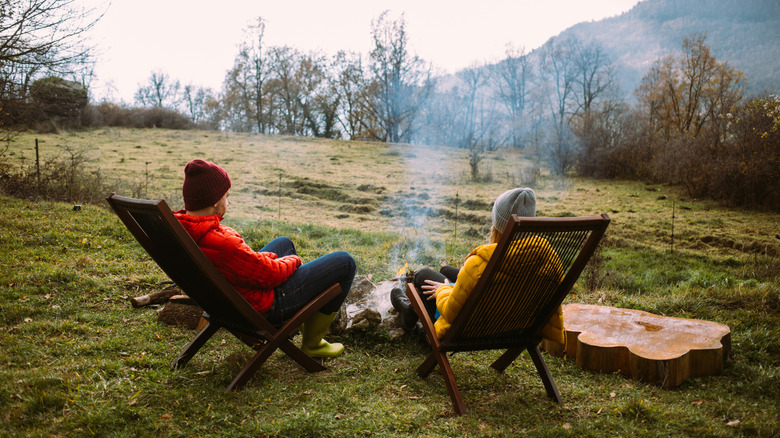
[1,5,777,210]
[128,16,778,210]
[127,14,622,172]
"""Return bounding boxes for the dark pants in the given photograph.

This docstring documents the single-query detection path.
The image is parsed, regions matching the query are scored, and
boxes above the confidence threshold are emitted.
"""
[262,237,356,325]
[412,266,459,321]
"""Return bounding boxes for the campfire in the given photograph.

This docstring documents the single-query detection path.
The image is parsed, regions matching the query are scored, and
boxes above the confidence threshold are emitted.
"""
[390,262,414,285]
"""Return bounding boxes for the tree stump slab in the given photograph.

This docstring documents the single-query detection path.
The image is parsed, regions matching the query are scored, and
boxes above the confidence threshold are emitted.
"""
[542,304,731,387]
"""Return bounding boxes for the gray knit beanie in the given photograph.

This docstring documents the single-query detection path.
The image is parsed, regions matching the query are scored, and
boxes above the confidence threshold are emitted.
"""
[491,188,536,234]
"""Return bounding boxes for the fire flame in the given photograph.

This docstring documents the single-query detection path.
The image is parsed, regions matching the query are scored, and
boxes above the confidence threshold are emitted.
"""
[396,262,409,278]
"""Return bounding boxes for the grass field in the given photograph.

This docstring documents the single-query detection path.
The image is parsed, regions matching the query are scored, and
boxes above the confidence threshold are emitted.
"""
[1,128,778,436]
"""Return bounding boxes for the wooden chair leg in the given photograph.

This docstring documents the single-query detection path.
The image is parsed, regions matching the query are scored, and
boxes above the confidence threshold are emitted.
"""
[225,342,277,392]
[231,331,264,349]
[416,352,438,377]
[527,345,562,404]
[405,283,445,377]
[278,339,326,373]
[405,283,467,414]
[425,348,465,415]
[225,330,326,392]
[171,322,219,369]
[490,348,524,372]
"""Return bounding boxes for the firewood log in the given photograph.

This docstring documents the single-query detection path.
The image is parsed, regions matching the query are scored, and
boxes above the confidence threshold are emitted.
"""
[130,287,180,307]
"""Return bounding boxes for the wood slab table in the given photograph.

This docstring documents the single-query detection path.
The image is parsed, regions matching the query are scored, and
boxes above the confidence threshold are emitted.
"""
[542,304,731,387]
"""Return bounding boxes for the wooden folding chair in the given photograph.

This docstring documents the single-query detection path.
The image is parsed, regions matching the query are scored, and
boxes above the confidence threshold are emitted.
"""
[106,194,341,392]
[406,213,610,414]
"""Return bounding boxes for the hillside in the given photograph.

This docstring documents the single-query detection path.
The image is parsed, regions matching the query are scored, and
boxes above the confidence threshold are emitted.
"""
[1,128,778,436]
[551,0,780,97]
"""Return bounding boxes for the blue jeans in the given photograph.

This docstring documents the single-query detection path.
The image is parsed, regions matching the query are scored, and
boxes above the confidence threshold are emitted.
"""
[261,237,355,325]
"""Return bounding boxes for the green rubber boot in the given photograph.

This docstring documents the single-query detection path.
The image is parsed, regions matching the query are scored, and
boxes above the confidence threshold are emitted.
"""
[300,311,344,357]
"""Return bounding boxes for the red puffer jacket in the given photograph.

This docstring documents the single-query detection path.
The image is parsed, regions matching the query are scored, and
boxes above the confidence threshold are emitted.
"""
[173,211,301,313]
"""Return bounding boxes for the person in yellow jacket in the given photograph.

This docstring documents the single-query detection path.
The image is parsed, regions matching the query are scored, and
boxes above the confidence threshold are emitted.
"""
[390,188,566,346]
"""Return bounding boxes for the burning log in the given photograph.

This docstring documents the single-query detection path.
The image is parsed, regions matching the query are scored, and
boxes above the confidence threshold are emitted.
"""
[389,263,415,284]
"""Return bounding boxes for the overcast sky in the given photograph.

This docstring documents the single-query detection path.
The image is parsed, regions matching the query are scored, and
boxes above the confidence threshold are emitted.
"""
[86,0,642,103]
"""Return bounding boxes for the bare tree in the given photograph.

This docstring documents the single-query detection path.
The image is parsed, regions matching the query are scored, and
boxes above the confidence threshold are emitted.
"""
[366,11,433,143]
[223,55,256,132]
[455,64,498,180]
[222,18,270,133]
[313,89,341,139]
[539,36,579,175]
[331,50,368,139]
[490,44,533,148]
[268,45,302,135]
[0,0,102,75]
[568,39,624,174]
[571,41,617,123]
[294,52,335,137]
[636,33,743,140]
[0,0,105,128]
[415,89,461,147]
[635,33,745,195]
[182,84,218,127]
[456,64,489,148]
[221,18,341,137]
[135,70,180,109]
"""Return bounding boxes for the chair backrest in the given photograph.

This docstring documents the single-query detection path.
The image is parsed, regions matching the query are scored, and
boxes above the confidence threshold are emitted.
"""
[443,214,610,349]
[106,194,272,333]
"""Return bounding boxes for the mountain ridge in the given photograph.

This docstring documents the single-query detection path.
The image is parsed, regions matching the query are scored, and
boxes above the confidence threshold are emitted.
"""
[538,0,779,96]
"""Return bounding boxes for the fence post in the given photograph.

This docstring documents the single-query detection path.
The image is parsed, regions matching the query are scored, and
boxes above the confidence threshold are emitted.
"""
[145,161,151,197]
[671,201,676,253]
[35,138,40,185]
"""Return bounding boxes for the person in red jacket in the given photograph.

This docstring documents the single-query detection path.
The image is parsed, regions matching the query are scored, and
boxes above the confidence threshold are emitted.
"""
[173,159,355,357]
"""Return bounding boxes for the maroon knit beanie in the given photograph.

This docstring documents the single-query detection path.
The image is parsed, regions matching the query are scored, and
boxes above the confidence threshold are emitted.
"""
[182,159,231,211]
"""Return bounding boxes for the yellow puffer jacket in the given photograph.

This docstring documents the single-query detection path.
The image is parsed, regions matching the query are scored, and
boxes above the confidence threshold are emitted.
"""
[434,237,566,345]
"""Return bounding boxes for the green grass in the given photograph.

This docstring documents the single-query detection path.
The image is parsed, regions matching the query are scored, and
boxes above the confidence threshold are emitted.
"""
[1,128,778,436]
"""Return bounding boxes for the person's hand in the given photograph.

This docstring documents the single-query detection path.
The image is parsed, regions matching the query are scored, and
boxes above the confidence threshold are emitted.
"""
[421,279,444,301]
